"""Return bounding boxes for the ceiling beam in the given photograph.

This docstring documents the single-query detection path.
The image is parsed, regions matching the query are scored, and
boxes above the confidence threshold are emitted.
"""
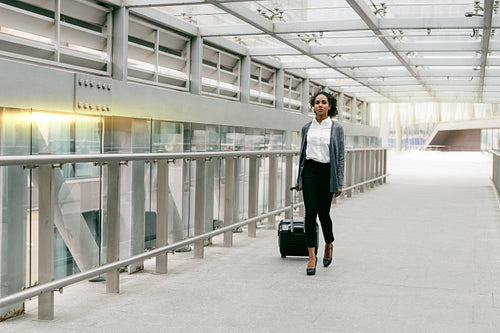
[247,41,491,56]
[198,17,500,37]
[478,0,494,102]
[126,0,256,8]
[345,0,435,100]
[130,7,198,36]
[310,69,486,79]
[283,58,485,69]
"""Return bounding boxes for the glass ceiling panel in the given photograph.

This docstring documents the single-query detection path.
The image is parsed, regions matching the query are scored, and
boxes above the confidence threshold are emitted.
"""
[142,0,500,103]
[237,35,288,48]
[365,1,479,18]
[253,0,360,21]
[156,4,245,26]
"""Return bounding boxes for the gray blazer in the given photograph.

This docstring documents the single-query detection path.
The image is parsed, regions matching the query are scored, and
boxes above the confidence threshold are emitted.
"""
[296,120,345,194]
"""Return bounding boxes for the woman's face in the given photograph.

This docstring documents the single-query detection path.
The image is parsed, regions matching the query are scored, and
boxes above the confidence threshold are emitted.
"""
[314,94,330,120]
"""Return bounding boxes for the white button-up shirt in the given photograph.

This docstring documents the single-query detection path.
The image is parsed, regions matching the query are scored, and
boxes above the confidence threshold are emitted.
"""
[305,116,332,163]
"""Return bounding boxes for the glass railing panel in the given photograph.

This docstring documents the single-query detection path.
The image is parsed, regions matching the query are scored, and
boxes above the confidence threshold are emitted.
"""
[0,108,30,318]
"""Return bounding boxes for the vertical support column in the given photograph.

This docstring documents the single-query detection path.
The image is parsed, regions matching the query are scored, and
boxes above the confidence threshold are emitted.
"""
[112,7,128,81]
[223,157,235,247]
[129,160,145,274]
[395,103,402,151]
[302,78,310,115]
[345,151,353,197]
[241,55,251,104]
[359,150,365,192]
[193,159,206,258]
[106,161,121,294]
[354,151,361,193]
[362,101,368,125]
[156,160,169,274]
[284,155,293,219]
[190,36,203,95]
[351,97,357,124]
[204,159,215,239]
[38,164,55,320]
[369,150,375,189]
[383,149,387,184]
[54,0,60,62]
[267,155,277,229]
[248,156,258,238]
[377,150,382,185]
[337,92,344,122]
[275,68,284,110]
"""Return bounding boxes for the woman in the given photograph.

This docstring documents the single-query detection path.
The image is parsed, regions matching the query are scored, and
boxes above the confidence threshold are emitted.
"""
[295,91,345,276]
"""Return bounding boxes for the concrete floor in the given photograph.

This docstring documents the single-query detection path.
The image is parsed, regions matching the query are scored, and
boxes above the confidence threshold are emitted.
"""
[1,151,500,333]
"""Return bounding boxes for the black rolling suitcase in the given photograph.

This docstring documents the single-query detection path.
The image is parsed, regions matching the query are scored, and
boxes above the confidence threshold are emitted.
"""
[278,187,318,258]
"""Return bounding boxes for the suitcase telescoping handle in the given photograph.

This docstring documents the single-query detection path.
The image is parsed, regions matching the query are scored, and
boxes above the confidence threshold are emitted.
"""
[289,186,296,232]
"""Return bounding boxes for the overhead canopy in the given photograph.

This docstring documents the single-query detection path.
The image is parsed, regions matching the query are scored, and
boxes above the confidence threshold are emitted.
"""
[126,1,499,104]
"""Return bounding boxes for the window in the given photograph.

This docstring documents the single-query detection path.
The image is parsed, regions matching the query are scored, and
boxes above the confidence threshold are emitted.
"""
[202,44,240,100]
[250,61,275,107]
[128,17,190,91]
[0,0,111,73]
[343,96,352,121]
[356,100,363,124]
[283,73,302,111]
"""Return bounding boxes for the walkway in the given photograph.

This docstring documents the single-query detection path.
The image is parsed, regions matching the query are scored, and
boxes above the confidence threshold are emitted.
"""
[1,151,500,332]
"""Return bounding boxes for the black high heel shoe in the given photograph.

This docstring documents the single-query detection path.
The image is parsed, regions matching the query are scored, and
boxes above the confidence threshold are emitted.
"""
[306,257,317,276]
[323,243,333,267]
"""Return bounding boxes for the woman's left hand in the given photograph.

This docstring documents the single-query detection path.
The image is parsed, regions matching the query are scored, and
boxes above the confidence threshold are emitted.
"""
[333,188,342,198]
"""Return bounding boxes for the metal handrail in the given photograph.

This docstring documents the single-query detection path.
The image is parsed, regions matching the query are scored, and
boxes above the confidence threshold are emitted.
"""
[0,148,389,166]
[343,173,390,191]
[0,149,299,167]
[0,147,390,313]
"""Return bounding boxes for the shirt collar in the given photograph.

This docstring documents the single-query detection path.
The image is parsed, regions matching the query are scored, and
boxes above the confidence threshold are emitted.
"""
[312,116,332,127]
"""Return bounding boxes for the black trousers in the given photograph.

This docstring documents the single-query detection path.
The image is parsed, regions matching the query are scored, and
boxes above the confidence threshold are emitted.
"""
[302,159,335,248]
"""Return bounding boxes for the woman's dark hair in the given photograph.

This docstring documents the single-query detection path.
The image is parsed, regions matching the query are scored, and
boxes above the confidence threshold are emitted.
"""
[310,91,338,117]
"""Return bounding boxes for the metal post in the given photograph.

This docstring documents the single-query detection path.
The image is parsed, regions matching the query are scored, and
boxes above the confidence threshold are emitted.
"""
[298,190,305,216]
[240,55,250,104]
[194,158,206,258]
[276,68,284,110]
[38,164,55,320]
[346,151,353,197]
[378,150,383,185]
[359,151,366,193]
[383,149,387,184]
[106,161,121,294]
[223,157,234,247]
[156,160,169,274]
[354,151,361,193]
[302,78,310,115]
[248,156,258,237]
[284,155,293,219]
[267,155,277,229]
[369,150,375,189]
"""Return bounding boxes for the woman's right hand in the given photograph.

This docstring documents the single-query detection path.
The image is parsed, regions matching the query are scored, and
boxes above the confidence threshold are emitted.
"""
[295,183,300,191]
